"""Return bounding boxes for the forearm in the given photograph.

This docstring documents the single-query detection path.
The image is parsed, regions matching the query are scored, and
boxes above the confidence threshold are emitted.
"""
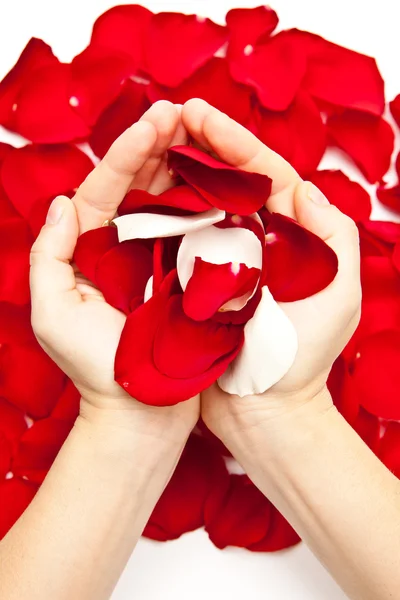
[222,388,400,600]
[0,403,189,600]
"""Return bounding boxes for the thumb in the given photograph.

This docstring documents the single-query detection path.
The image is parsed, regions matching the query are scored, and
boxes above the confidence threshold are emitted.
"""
[30,195,80,317]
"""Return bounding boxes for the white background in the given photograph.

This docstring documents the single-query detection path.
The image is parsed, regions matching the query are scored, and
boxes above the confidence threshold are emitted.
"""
[0,1,399,599]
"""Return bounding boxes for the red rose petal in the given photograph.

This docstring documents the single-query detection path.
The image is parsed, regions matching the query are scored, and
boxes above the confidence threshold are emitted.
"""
[89,79,151,159]
[95,240,153,314]
[205,475,271,550]
[233,30,306,111]
[377,184,400,213]
[262,213,338,301]
[0,303,35,345]
[90,4,152,72]
[168,145,272,215]
[0,397,27,446]
[1,144,93,219]
[378,422,400,478]
[183,258,260,321]
[393,243,400,274]
[51,380,80,423]
[389,94,400,129]
[0,38,58,128]
[153,295,244,378]
[69,45,134,127]
[327,356,360,425]
[115,271,244,405]
[74,226,119,285]
[327,111,394,184]
[120,185,211,215]
[0,478,38,540]
[145,13,228,87]
[255,91,326,177]
[249,507,300,552]
[358,220,400,257]
[147,57,252,127]
[13,417,72,484]
[352,330,400,420]
[353,407,380,453]
[309,170,371,222]
[0,434,12,479]
[0,217,33,304]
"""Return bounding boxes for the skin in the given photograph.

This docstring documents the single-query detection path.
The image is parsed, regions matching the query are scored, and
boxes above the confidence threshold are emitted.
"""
[0,99,399,600]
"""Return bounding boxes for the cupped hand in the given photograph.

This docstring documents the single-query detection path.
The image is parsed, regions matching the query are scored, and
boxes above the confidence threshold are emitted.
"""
[180,100,361,441]
[30,101,199,438]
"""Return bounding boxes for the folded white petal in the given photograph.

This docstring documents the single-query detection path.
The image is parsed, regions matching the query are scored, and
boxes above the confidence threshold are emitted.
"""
[144,276,153,303]
[177,224,262,292]
[218,287,298,397]
[113,208,225,241]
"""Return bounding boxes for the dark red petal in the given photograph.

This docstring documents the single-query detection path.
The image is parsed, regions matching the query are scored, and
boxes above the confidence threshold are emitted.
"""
[51,380,80,423]
[249,507,300,552]
[0,38,58,128]
[0,478,38,540]
[147,57,252,127]
[153,295,244,378]
[358,220,400,257]
[144,434,229,541]
[309,170,371,222]
[353,407,380,453]
[0,303,35,345]
[389,94,400,129]
[233,31,307,111]
[0,434,12,479]
[378,422,400,478]
[115,271,244,405]
[145,13,228,87]
[0,218,33,304]
[13,418,72,484]
[95,240,153,314]
[205,475,271,549]
[263,213,338,301]
[327,112,394,184]
[377,184,400,213]
[12,63,90,143]
[1,144,93,219]
[255,91,326,177]
[69,45,134,127]
[296,30,385,115]
[327,356,360,425]
[352,330,400,420]
[183,258,260,321]
[120,185,211,215]
[0,340,66,419]
[393,243,400,275]
[0,397,27,446]
[89,79,151,159]
[168,145,272,215]
[90,4,152,72]
[74,226,119,284]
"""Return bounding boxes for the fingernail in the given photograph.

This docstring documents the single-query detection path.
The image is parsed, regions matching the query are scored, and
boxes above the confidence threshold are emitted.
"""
[306,182,330,206]
[46,197,65,225]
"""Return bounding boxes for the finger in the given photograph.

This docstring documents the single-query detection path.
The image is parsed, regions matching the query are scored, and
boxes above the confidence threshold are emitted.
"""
[181,98,301,217]
[30,196,80,325]
[294,181,361,294]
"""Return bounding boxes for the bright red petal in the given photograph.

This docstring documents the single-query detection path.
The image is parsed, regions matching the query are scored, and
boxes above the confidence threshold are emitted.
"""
[262,213,338,301]
[377,184,400,213]
[95,240,153,314]
[120,185,211,215]
[1,144,93,219]
[0,434,12,479]
[74,226,119,284]
[145,13,228,87]
[168,145,272,215]
[327,356,360,425]
[183,258,260,321]
[378,422,400,479]
[309,170,371,221]
[89,79,151,159]
[115,271,244,405]
[0,217,33,304]
[327,111,394,184]
[389,94,400,129]
[358,220,400,257]
[0,397,27,446]
[0,303,35,345]
[51,380,80,423]
[249,507,300,552]
[353,407,380,453]
[255,91,326,176]
[0,478,38,540]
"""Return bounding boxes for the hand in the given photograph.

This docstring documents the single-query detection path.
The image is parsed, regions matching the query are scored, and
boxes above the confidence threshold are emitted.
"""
[181,100,361,442]
[30,101,199,440]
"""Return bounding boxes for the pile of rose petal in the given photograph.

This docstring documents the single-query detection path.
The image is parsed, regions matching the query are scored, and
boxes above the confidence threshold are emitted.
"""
[0,4,400,553]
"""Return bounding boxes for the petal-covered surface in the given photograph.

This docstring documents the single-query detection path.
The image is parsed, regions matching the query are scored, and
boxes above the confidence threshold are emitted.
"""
[120,185,212,215]
[1,144,93,219]
[0,303,35,345]
[147,57,252,127]
[358,220,400,257]
[115,271,244,405]
[144,13,228,87]
[0,217,33,304]
[177,224,262,292]
[0,397,27,447]
[113,207,225,241]
[95,240,153,314]
[309,170,372,222]
[377,184,400,213]
[89,79,150,159]
[0,478,38,540]
[255,91,326,177]
[352,330,400,420]
[168,145,272,215]
[218,286,298,397]
[263,213,339,301]
[327,111,394,184]
[183,258,260,321]
[74,226,119,284]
